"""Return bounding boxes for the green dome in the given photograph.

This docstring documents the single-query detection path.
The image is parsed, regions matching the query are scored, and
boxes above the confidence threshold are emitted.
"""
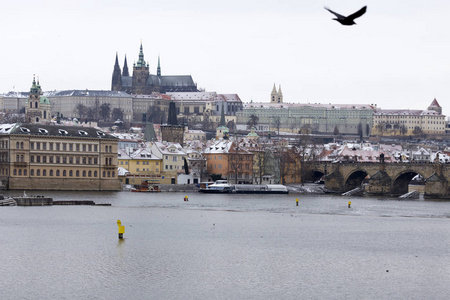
[40,96,50,104]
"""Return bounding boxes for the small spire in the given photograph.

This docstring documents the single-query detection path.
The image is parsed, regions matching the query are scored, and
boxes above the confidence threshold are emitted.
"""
[114,52,119,66]
[220,102,226,126]
[157,55,161,77]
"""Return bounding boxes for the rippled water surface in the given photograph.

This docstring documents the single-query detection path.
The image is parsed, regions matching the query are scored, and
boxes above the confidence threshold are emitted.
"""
[1,191,449,299]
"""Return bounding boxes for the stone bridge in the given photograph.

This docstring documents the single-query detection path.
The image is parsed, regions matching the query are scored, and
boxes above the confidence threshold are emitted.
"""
[303,161,450,198]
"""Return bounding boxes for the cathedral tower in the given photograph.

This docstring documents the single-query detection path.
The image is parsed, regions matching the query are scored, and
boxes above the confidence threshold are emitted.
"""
[132,42,150,94]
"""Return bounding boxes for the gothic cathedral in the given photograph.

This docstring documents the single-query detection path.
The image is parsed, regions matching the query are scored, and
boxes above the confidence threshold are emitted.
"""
[111,42,198,95]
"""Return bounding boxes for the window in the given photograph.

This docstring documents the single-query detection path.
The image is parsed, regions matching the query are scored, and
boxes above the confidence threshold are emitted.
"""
[94,171,97,177]
[37,156,41,163]
[105,146,108,152]
[31,169,34,176]
[76,170,80,177]
[63,156,67,164]
[36,142,40,150]
[30,142,34,150]
[83,170,86,177]
[94,157,98,164]
[173,157,177,162]
[16,142,19,149]
[24,169,27,176]
[20,142,24,149]
[94,145,98,152]
[83,157,86,164]
[76,157,80,164]
[56,170,60,176]
[63,170,66,176]
[63,143,67,151]
[50,170,53,176]
[76,144,80,151]
[69,170,73,177]
[56,156,60,163]
[88,145,92,152]
[56,143,60,151]
[88,157,92,164]
[88,171,92,177]
[103,171,106,177]
[49,143,53,150]
[43,170,46,176]
[83,144,86,152]
[49,156,53,163]
[69,144,73,151]
[13,169,17,175]
[69,157,73,164]
[42,156,47,163]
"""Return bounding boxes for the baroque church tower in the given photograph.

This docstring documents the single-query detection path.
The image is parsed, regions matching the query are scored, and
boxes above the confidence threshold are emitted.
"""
[26,76,51,124]
[270,84,283,103]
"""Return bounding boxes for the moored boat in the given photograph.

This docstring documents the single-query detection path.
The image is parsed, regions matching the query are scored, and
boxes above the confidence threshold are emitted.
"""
[233,184,289,194]
[199,180,233,193]
[131,180,161,192]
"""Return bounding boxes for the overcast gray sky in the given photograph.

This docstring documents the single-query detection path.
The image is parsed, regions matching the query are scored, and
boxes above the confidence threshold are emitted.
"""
[2,0,450,115]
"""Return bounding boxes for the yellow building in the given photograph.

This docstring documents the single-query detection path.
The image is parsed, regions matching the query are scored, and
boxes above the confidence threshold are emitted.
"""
[372,99,446,136]
[0,123,121,190]
[150,141,187,184]
[118,148,163,185]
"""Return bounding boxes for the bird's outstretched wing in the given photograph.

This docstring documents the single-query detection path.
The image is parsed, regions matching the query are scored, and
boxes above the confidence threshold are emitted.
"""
[324,7,345,20]
[348,6,367,20]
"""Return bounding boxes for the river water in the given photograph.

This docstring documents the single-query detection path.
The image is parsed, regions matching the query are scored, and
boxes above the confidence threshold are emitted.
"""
[1,189,449,300]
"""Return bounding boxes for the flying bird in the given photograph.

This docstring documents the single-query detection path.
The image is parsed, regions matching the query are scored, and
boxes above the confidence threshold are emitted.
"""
[324,6,367,26]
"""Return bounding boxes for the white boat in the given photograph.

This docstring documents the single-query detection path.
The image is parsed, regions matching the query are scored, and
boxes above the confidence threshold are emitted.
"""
[199,180,234,193]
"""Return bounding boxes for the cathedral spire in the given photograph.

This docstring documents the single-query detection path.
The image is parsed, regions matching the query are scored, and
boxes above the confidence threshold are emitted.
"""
[122,55,129,77]
[157,55,161,77]
[136,41,146,67]
[111,52,122,91]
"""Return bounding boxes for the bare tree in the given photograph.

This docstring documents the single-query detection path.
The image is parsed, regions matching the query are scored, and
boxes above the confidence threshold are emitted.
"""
[74,104,88,119]
[146,105,163,123]
[112,108,124,121]
[99,103,111,121]
[228,143,246,184]
[272,117,281,136]
[247,114,259,129]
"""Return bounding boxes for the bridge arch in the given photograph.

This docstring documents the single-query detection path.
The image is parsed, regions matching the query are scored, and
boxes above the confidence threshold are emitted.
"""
[344,169,369,191]
[303,169,325,183]
[391,170,425,195]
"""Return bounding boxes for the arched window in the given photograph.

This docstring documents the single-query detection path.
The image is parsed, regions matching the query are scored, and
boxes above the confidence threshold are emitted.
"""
[109,158,112,165]
[63,170,66,176]
[16,155,19,162]
[112,171,115,177]
[36,117,39,123]
[109,146,112,153]
[69,170,73,177]
[16,142,19,149]
[31,169,34,176]
[35,102,38,108]
[37,169,40,176]
[94,171,97,177]
[18,169,22,175]
[30,102,32,108]
[13,169,17,175]
[50,170,53,176]
[76,170,80,177]
[107,171,111,178]
[88,170,92,177]
[105,158,108,165]
[105,145,108,152]
[24,169,27,176]
[56,170,60,176]
[44,111,47,119]
[43,170,46,176]
[83,170,86,177]
[103,171,106,177]
[20,155,24,162]
[20,142,24,149]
